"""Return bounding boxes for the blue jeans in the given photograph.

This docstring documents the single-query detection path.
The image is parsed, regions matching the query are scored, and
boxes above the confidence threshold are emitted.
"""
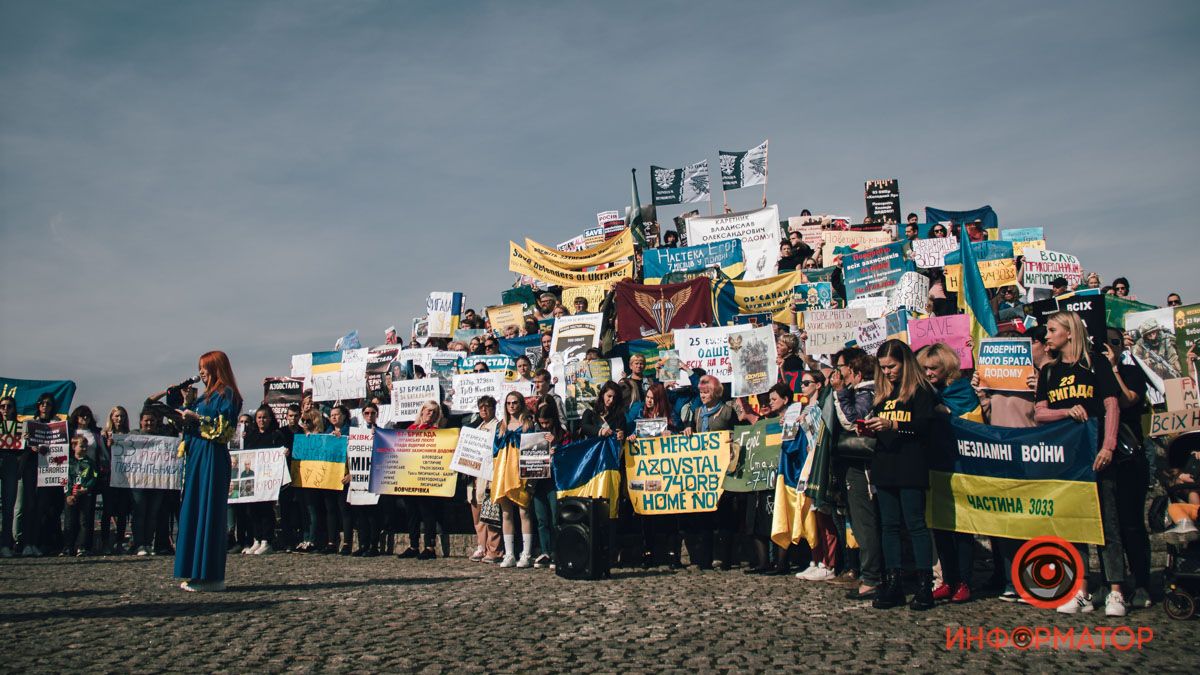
[876,487,932,570]
[531,479,558,559]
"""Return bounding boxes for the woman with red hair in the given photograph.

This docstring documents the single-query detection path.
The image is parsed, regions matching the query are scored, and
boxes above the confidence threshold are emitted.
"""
[174,351,242,592]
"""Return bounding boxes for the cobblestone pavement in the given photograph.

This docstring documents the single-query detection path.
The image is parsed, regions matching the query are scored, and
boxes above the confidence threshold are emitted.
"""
[0,552,1194,673]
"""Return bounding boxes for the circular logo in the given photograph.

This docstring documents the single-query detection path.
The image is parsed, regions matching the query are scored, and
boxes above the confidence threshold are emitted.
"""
[1011,536,1084,609]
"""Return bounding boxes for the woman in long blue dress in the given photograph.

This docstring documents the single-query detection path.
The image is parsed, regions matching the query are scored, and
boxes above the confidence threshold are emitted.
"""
[174,351,242,592]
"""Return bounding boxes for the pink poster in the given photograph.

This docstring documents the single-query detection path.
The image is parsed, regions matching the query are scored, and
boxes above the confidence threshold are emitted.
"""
[907,314,973,368]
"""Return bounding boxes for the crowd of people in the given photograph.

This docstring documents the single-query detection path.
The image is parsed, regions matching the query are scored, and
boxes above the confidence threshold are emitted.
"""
[1,207,1196,617]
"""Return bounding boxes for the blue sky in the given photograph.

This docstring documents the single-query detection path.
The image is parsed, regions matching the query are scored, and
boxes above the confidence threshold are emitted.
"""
[2,0,1197,412]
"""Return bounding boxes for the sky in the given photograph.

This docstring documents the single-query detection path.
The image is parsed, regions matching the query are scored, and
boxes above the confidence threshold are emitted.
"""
[2,0,1198,413]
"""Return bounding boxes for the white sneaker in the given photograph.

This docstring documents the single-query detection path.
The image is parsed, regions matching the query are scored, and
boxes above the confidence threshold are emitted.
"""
[808,563,836,581]
[1056,590,1095,614]
[0,546,13,558]
[254,542,274,555]
[1105,590,1127,617]
[1130,587,1152,609]
[1163,518,1199,545]
[516,554,533,568]
[795,563,819,579]
[180,581,201,592]
[533,553,551,568]
[241,542,255,555]
[499,554,517,568]
[469,547,485,562]
[136,546,150,557]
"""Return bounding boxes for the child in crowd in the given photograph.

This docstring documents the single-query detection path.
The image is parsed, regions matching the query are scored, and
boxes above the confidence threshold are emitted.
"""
[63,435,100,556]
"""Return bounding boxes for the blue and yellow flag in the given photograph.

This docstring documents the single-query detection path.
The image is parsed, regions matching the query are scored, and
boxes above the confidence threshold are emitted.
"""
[552,436,622,518]
[771,404,822,549]
[290,433,348,490]
[953,234,999,363]
[940,378,985,423]
[492,430,530,508]
[928,418,1102,545]
[0,376,76,420]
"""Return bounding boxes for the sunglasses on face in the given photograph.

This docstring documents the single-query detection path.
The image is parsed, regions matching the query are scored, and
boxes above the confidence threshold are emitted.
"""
[801,380,816,386]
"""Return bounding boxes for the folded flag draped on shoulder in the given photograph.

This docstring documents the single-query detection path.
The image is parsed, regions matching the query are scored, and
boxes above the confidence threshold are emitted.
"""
[771,401,826,549]
[492,429,530,508]
[551,436,622,518]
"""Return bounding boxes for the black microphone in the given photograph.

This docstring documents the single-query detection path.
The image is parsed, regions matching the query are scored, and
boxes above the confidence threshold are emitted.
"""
[174,375,201,390]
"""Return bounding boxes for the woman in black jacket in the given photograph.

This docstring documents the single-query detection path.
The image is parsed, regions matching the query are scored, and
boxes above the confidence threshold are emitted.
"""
[241,405,287,554]
[830,347,880,599]
[862,339,938,611]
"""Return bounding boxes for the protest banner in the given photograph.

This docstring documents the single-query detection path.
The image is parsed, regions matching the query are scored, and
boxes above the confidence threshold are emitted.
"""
[864,179,901,224]
[1164,377,1199,412]
[651,161,710,206]
[391,379,439,420]
[450,426,494,480]
[977,338,1034,392]
[1023,250,1082,288]
[712,271,801,326]
[426,291,464,338]
[1173,303,1200,378]
[908,314,974,368]
[820,230,891,266]
[27,420,68,487]
[685,205,780,280]
[625,430,732,515]
[518,432,552,479]
[793,282,838,313]
[450,372,503,414]
[613,277,714,342]
[291,434,347,490]
[550,313,604,364]
[486,303,526,335]
[675,326,738,382]
[508,242,634,288]
[369,428,459,497]
[306,349,368,402]
[560,284,608,315]
[365,347,401,397]
[803,308,868,355]
[888,271,929,313]
[729,325,777,398]
[109,433,184,490]
[345,429,379,506]
[227,447,289,504]
[1000,227,1043,243]
[642,240,745,284]
[0,377,76,419]
[0,419,21,450]
[928,418,1102,545]
[912,236,959,268]
[725,419,782,493]
[1125,307,1181,390]
[263,377,303,427]
[1150,408,1200,438]
[524,227,634,269]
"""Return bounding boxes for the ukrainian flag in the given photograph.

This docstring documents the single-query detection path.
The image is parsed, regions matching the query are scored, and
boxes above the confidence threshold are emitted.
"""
[492,430,529,508]
[310,350,348,375]
[954,235,999,361]
[552,436,622,518]
[770,427,817,549]
[941,378,985,423]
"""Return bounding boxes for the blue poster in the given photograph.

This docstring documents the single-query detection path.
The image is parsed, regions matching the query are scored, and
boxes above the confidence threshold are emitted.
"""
[841,241,913,300]
[643,240,745,284]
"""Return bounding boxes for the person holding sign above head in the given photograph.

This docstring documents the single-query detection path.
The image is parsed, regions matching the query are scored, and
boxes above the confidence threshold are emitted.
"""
[174,351,243,592]
[680,375,737,570]
[1034,311,1129,617]
[861,340,938,611]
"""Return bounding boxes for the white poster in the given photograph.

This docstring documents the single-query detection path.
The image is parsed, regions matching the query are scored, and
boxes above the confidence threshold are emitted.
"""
[228,447,290,504]
[804,308,868,355]
[1023,250,1082,289]
[550,313,604,364]
[450,426,495,480]
[309,348,369,402]
[109,433,185,490]
[912,237,959,269]
[685,205,780,280]
[888,272,930,313]
[847,295,889,320]
[729,325,778,398]
[346,429,379,506]
[426,291,463,338]
[393,378,441,422]
[675,325,740,383]
[450,372,504,414]
[28,420,69,488]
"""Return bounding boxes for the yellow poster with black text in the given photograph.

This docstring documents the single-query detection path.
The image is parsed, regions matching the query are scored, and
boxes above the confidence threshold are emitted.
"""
[625,431,732,515]
[523,228,633,269]
[509,242,634,288]
[944,258,1017,291]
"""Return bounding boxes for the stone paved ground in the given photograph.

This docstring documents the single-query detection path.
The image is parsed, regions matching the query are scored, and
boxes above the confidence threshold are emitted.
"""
[0,552,1194,673]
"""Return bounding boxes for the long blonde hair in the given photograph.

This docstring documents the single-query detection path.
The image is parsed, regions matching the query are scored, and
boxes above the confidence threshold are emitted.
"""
[874,339,934,405]
[916,343,962,385]
[1046,311,1092,369]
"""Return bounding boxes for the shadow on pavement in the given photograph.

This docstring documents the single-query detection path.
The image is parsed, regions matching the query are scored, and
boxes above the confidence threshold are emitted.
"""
[0,589,113,600]
[0,600,283,622]
[606,569,677,579]
[227,576,464,593]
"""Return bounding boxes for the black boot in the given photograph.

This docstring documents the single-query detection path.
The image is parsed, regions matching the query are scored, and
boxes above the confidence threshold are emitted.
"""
[909,570,935,611]
[872,569,905,609]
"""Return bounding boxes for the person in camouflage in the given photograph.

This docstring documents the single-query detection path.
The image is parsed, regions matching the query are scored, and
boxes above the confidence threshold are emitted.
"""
[1129,319,1181,381]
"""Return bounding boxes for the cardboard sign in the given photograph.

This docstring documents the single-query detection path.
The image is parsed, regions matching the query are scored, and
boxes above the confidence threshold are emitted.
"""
[977,338,1034,392]
[625,431,732,514]
[1150,408,1200,438]
[803,308,868,355]
[109,433,185,490]
[487,303,526,334]
[908,314,974,368]
[912,237,959,268]
[675,326,739,382]
[1164,377,1199,412]
[1023,250,1082,289]
[450,426,494,480]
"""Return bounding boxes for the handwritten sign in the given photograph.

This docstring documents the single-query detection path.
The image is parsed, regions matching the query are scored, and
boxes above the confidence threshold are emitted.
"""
[675,326,738,383]
[1164,378,1199,412]
[625,431,732,514]
[450,372,503,414]
[228,447,289,504]
[912,237,959,268]
[724,420,781,493]
[1150,408,1200,438]
[346,429,379,506]
[28,420,69,487]
[109,434,185,490]
[803,308,868,355]
[908,314,974,368]
[450,426,494,480]
[290,434,348,490]
[1023,250,1082,289]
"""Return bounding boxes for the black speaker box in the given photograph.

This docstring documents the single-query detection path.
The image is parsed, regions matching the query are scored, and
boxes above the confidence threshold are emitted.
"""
[555,497,610,580]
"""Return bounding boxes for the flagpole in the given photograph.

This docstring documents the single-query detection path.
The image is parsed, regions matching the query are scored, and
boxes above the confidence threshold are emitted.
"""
[761,138,769,208]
